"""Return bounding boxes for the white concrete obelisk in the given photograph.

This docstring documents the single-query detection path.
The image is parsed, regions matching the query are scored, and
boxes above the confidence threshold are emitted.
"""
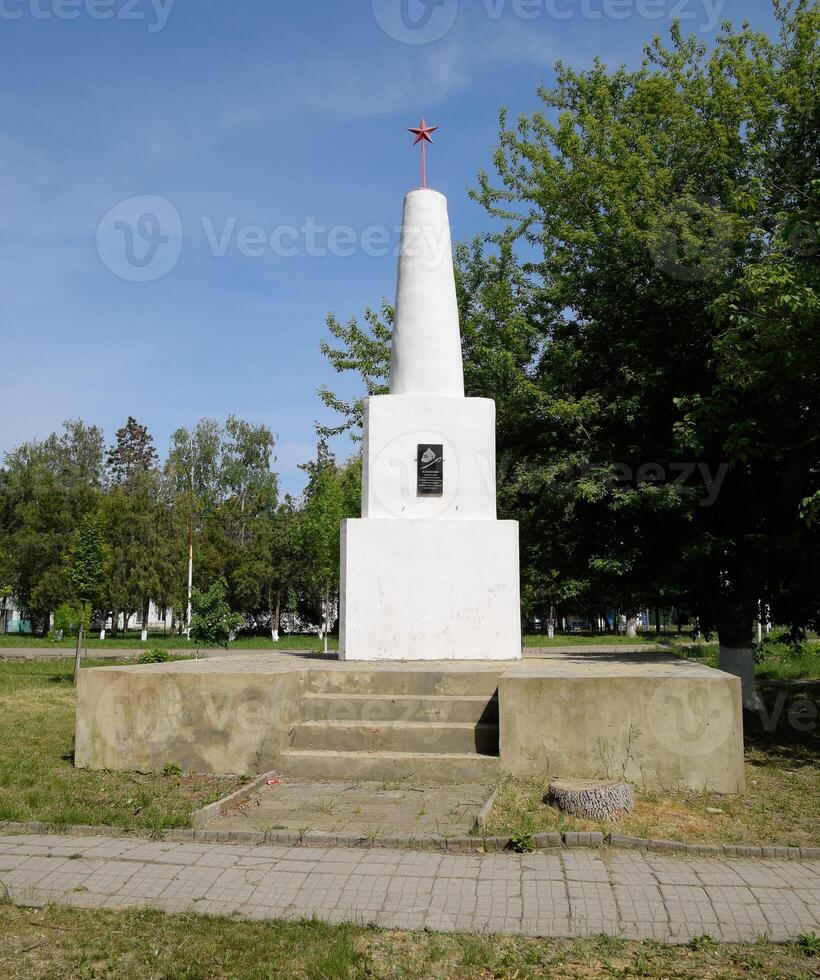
[390,189,464,398]
[339,132,521,661]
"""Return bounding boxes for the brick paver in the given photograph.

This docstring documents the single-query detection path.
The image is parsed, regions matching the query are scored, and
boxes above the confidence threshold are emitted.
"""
[0,833,817,942]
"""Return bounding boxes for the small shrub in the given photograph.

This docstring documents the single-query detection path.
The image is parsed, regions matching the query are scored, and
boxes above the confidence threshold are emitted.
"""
[162,762,182,777]
[189,578,243,648]
[51,603,81,639]
[138,649,171,664]
[508,830,535,853]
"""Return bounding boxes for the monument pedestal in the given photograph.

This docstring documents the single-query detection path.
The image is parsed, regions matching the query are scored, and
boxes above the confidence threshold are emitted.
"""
[339,518,521,662]
[75,651,745,793]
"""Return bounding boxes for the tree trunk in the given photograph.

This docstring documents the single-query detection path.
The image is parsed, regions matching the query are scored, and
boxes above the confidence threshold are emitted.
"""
[625,615,638,638]
[272,590,281,644]
[141,598,150,642]
[548,604,555,639]
[547,779,635,821]
[322,591,329,656]
[73,611,85,686]
[716,601,761,711]
[186,483,194,638]
[655,607,661,633]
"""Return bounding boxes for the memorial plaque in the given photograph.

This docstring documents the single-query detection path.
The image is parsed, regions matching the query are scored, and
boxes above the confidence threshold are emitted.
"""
[417,444,444,497]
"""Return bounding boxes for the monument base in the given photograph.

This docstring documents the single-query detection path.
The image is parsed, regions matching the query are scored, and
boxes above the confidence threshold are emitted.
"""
[339,518,521,662]
[75,651,745,793]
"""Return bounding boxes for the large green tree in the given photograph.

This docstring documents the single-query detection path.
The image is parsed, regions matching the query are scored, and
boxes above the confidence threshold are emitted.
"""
[102,418,179,639]
[0,420,104,633]
[101,469,180,640]
[167,419,222,633]
[472,0,818,705]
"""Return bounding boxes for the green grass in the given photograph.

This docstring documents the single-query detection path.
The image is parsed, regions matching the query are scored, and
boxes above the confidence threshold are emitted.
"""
[0,906,815,978]
[523,633,682,647]
[0,661,245,831]
[0,632,338,652]
[680,642,820,681]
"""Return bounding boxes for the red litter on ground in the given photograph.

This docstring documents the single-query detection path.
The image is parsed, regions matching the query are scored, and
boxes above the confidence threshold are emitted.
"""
[266,779,281,786]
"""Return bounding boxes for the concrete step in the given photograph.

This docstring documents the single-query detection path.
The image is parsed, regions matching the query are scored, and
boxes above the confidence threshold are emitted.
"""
[290,720,499,755]
[307,669,502,698]
[277,749,500,783]
[301,693,499,725]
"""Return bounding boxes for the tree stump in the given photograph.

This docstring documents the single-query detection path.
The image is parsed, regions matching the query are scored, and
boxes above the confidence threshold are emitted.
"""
[546,779,635,822]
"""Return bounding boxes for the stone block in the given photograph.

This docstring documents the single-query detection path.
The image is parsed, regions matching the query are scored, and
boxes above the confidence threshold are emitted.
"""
[340,518,521,662]
[363,395,496,521]
[499,657,744,793]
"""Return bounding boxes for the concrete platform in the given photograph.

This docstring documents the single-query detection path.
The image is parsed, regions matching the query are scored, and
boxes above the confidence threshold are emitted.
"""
[198,776,493,839]
[75,650,744,793]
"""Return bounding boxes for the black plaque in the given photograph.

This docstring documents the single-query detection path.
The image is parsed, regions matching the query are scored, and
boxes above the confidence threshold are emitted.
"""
[417,444,444,497]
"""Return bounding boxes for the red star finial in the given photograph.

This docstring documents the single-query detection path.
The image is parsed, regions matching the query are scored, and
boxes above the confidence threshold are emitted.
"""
[408,118,439,189]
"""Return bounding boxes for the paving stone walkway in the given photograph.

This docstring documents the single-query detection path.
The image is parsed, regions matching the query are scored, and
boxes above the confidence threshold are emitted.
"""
[0,833,817,943]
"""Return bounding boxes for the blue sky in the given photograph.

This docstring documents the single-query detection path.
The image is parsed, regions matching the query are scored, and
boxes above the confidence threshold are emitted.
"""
[0,0,780,494]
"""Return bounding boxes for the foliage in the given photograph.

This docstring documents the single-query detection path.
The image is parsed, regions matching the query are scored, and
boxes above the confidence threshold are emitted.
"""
[317,304,392,439]
[0,420,104,630]
[50,603,81,640]
[138,648,172,664]
[468,1,820,683]
[293,444,360,649]
[188,578,242,648]
[100,468,180,634]
[106,416,158,485]
[508,830,536,853]
[66,514,109,607]
[797,932,820,957]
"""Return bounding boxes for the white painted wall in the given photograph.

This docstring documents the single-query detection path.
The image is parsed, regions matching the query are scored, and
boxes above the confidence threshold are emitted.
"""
[362,394,496,521]
[340,519,521,662]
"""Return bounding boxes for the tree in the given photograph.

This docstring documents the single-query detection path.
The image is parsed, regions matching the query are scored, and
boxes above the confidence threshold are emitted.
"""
[471,1,818,705]
[189,577,242,649]
[232,497,299,641]
[106,417,158,485]
[67,513,110,682]
[101,468,180,641]
[294,445,359,653]
[0,542,12,635]
[0,420,104,633]
[219,416,279,543]
[167,420,222,634]
[101,418,178,640]
[317,305,392,439]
